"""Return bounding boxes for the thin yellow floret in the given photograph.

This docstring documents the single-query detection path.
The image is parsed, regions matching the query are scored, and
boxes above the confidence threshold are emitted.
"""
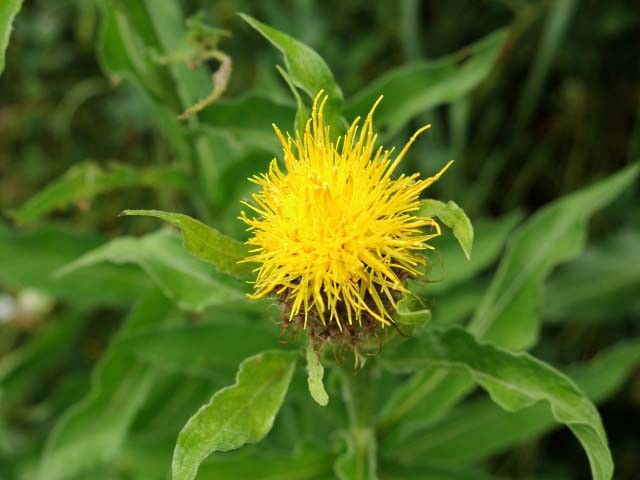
[241,91,451,329]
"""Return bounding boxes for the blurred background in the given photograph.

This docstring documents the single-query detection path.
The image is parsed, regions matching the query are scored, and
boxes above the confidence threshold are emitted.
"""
[1,0,639,478]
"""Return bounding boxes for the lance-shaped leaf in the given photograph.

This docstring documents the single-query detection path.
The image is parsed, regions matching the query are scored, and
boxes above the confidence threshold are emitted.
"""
[118,321,282,380]
[11,162,190,224]
[469,162,640,349]
[277,65,309,137]
[38,289,174,480]
[383,327,613,480]
[197,446,334,480]
[545,228,640,322]
[98,0,234,207]
[239,13,344,131]
[121,209,252,278]
[379,460,493,480]
[344,30,506,140]
[0,0,22,75]
[385,338,640,465]
[57,230,248,312]
[0,223,147,307]
[378,164,640,433]
[172,350,297,480]
[0,312,87,406]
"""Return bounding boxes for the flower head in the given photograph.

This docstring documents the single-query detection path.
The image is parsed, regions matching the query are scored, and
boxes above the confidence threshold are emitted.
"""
[241,92,451,333]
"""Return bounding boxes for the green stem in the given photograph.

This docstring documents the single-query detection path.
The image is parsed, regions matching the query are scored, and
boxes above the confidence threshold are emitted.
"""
[342,365,373,427]
[337,361,378,480]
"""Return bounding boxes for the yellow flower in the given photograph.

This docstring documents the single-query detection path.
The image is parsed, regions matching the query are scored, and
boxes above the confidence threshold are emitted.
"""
[240,92,451,331]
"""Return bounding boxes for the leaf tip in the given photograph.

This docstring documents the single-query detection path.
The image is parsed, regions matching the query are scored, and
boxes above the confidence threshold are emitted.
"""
[236,12,253,24]
[52,263,74,279]
[463,244,473,261]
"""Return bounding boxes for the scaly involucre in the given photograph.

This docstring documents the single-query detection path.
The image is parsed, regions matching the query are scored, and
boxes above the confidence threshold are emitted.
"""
[241,92,451,329]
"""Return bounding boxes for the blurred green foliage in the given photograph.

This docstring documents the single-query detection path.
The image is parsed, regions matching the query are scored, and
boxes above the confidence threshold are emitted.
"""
[1,1,639,479]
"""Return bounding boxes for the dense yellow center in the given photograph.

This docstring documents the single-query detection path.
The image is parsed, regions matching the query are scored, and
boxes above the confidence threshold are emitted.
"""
[241,92,451,329]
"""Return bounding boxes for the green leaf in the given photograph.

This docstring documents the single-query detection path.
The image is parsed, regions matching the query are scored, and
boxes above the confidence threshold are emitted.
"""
[378,165,640,436]
[121,210,252,279]
[57,230,247,312]
[10,162,190,224]
[97,0,192,177]
[306,343,329,406]
[142,1,213,111]
[0,223,147,307]
[469,163,640,349]
[100,0,209,109]
[379,460,493,480]
[118,440,334,480]
[344,30,506,140]
[98,0,223,209]
[0,312,87,405]
[517,0,578,127]
[377,368,471,435]
[38,289,174,480]
[0,0,22,75]
[197,446,334,480]
[277,65,309,137]
[238,13,344,131]
[99,0,168,101]
[386,339,640,465]
[118,320,281,380]
[419,200,474,260]
[383,327,613,480]
[545,228,640,322]
[172,350,297,480]
[394,294,431,326]
[98,0,190,153]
